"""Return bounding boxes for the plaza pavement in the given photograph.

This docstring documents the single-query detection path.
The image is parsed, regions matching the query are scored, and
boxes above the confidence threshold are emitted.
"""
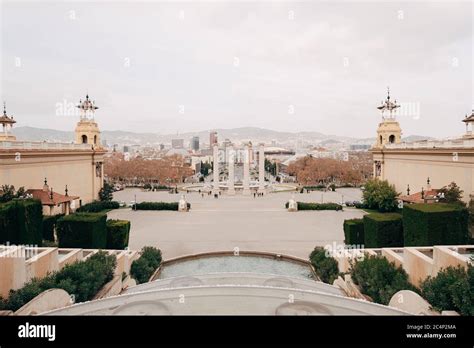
[109,188,365,260]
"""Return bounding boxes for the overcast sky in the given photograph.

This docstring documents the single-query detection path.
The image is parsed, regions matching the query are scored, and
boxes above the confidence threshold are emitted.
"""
[1,0,472,138]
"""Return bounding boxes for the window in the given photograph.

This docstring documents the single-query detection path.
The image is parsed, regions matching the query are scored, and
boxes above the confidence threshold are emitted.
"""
[81,134,88,144]
[389,134,395,143]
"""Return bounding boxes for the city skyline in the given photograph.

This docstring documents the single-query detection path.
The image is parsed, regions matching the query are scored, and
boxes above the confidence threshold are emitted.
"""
[1,1,472,138]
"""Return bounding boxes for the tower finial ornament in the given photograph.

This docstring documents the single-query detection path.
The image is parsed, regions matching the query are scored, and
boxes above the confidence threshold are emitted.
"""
[377,86,400,120]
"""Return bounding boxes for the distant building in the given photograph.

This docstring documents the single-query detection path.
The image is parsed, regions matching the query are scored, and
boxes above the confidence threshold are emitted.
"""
[210,131,218,148]
[350,144,371,151]
[191,136,200,151]
[172,138,184,149]
[159,143,165,151]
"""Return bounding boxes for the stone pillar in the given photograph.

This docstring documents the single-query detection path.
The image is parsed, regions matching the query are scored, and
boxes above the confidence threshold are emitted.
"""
[243,145,251,195]
[227,147,235,195]
[258,144,265,194]
[212,144,220,194]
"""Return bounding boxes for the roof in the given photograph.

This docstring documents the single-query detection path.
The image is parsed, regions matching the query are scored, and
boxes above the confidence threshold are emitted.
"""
[462,110,474,123]
[399,189,439,204]
[25,189,78,206]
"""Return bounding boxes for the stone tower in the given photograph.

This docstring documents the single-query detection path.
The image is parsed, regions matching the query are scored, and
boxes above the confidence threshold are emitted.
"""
[0,103,16,142]
[374,88,402,148]
[75,94,101,148]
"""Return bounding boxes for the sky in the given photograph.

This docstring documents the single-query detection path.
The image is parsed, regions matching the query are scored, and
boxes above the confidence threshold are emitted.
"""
[1,0,472,138]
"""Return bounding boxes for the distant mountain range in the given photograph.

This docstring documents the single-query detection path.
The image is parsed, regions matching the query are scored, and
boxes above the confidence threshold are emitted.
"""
[12,126,434,147]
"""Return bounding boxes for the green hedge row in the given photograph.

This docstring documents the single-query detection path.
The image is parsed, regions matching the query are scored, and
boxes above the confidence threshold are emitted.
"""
[343,219,364,245]
[76,200,120,213]
[0,251,116,311]
[285,202,343,211]
[133,202,191,211]
[363,213,403,248]
[42,214,64,242]
[130,246,162,284]
[57,213,107,249]
[403,204,468,246]
[106,219,131,250]
[0,199,43,246]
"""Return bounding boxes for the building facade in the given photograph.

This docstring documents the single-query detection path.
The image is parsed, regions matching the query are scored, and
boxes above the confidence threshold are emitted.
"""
[371,90,474,203]
[0,95,106,206]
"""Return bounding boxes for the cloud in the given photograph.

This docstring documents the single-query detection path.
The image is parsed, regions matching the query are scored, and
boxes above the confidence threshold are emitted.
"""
[1,1,471,138]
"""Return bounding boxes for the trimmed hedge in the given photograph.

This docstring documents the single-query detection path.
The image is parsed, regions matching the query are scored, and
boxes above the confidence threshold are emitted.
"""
[130,246,162,284]
[42,214,64,242]
[350,254,417,305]
[0,251,116,311]
[309,247,340,284]
[57,213,107,248]
[421,264,473,316]
[76,200,120,213]
[284,202,342,211]
[106,219,131,250]
[403,203,469,246]
[133,202,191,211]
[343,219,364,245]
[0,199,43,246]
[363,213,403,248]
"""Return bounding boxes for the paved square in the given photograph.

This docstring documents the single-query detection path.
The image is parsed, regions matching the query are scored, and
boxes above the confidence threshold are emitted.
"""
[109,188,365,259]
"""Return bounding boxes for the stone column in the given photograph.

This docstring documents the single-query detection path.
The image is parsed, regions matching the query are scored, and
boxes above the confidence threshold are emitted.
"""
[212,144,220,194]
[258,144,265,194]
[243,144,251,195]
[227,147,235,195]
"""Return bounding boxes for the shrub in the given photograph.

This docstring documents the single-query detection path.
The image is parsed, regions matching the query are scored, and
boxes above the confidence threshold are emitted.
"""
[354,202,368,209]
[309,247,339,284]
[438,182,464,205]
[76,200,120,213]
[284,202,342,211]
[106,219,131,250]
[350,255,417,305]
[0,199,43,246]
[343,219,364,246]
[0,251,116,311]
[57,213,107,248]
[403,203,468,246]
[42,214,64,242]
[362,179,398,212]
[363,213,403,248]
[133,202,191,211]
[421,264,473,316]
[130,246,162,284]
[98,182,114,202]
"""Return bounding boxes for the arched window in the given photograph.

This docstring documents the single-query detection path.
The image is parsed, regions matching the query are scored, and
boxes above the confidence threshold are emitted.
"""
[81,134,88,144]
[389,134,395,143]
[94,135,97,145]
[379,135,383,144]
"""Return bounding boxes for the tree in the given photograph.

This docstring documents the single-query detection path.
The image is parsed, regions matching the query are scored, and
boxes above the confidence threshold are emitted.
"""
[0,185,26,203]
[287,155,369,187]
[200,161,212,176]
[99,182,114,202]
[362,179,399,212]
[438,182,464,205]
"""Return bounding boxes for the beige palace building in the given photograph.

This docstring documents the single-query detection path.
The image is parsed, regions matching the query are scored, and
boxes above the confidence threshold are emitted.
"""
[371,90,474,203]
[0,95,106,209]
